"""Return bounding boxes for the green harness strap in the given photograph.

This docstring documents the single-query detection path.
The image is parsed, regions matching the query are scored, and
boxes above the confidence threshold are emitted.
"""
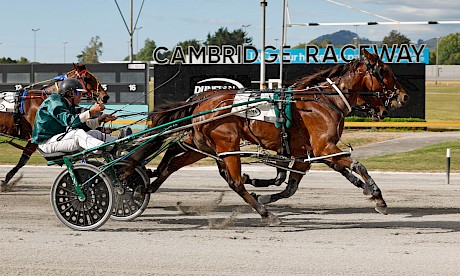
[273,92,293,129]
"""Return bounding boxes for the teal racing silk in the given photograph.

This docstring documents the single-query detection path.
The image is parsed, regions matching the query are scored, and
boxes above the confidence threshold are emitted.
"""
[31,93,87,144]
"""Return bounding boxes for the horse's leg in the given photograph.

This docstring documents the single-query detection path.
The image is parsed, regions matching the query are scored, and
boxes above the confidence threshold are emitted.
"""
[321,143,387,214]
[2,142,37,186]
[322,160,365,189]
[220,154,281,226]
[243,166,287,187]
[148,149,207,193]
[252,162,310,205]
[149,142,187,177]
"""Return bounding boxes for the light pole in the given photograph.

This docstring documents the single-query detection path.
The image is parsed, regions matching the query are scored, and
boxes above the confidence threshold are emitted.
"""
[241,24,250,45]
[135,26,143,55]
[241,24,250,33]
[260,0,267,89]
[32,28,40,62]
[353,37,359,57]
[63,41,68,63]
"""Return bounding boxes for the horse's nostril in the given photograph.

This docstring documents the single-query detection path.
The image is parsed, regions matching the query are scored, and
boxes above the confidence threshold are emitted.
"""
[103,95,110,103]
[382,110,388,117]
[403,94,409,102]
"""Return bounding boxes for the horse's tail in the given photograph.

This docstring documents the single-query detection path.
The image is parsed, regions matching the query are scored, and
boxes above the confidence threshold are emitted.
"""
[147,101,193,129]
[124,101,194,168]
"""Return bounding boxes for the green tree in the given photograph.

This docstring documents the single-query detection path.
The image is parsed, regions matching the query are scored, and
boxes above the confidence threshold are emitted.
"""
[125,38,157,61]
[206,27,252,46]
[0,57,30,64]
[176,39,201,55]
[382,30,411,45]
[17,57,30,64]
[137,39,157,61]
[0,57,18,64]
[163,39,203,62]
[429,50,437,65]
[438,33,460,65]
[77,36,103,63]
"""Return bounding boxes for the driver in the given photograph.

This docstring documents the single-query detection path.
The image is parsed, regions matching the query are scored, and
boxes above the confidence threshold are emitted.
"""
[32,78,117,154]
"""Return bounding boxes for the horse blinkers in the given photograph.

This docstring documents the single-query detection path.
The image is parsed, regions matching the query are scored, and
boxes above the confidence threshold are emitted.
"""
[75,68,109,103]
[363,57,400,107]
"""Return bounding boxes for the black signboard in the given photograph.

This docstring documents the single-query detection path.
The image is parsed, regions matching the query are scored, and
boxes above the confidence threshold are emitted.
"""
[0,63,148,104]
[153,63,425,119]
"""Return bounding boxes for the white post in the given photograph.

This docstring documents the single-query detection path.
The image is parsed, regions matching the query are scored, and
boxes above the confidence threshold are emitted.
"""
[446,148,451,184]
[260,0,267,90]
[279,0,287,88]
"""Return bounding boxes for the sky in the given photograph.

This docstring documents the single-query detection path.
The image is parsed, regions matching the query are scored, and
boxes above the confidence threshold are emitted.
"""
[0,0,459,63]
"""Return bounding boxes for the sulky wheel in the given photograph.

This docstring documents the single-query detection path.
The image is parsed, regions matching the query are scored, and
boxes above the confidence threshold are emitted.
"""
[110,162,150,221]
[51,163,113,231]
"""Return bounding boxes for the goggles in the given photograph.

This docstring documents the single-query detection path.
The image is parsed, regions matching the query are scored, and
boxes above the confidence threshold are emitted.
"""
[74,88,87,97]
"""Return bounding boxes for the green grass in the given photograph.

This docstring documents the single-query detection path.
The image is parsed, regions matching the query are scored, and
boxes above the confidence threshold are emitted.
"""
[426,85,460,122]
[358,139,460,172]
[0,137,46,165]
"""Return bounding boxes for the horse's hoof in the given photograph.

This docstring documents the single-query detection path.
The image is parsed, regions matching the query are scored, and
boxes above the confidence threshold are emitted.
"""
[258,194,272,205]
[362,187,373,196]
[262,213,282,226]
[375,206,388,215]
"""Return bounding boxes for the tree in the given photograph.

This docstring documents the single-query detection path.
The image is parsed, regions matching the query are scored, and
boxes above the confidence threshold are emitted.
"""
[0,57,18,64]
[17,57,30,64]
[124,38,157,61]
[438,33,460,65]
[176,39,201,54]
[77,36,103,63]
[382,30,411,45]
[429,50,437,65]
[137,39,157,61]
[206,27,252,46]
[0,57,30,64]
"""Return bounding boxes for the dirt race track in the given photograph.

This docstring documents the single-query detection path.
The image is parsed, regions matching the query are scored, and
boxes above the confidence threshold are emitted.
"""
[1,165,459,275]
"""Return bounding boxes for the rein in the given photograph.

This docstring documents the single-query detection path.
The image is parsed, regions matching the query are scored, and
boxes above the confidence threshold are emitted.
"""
[363,56,398,105]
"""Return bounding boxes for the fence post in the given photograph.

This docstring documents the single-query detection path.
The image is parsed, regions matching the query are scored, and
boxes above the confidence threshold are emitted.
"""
[446,148,451,184]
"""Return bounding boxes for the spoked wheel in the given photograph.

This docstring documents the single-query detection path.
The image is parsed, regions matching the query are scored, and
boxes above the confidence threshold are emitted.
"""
[51,163,113,231]
[110,162,150,221]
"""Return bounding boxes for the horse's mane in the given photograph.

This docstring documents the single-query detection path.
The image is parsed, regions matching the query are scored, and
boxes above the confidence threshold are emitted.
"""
[292,59,361,89]
[147,101,192,129]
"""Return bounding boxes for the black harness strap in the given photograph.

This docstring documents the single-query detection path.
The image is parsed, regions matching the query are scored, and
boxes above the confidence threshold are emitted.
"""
[13,89,25,136]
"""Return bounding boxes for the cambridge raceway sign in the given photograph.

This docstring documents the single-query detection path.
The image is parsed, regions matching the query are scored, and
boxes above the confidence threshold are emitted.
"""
[153,44,429,64]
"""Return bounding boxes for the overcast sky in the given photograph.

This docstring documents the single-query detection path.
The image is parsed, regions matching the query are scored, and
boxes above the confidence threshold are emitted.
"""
[0,0,458,63]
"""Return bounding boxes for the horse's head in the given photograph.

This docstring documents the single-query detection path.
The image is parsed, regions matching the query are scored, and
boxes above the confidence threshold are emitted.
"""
[68,63,110,103]
[355,94,388,121]
[360,49,409,109]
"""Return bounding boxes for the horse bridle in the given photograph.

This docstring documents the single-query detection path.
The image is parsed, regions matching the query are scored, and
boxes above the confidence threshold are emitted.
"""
[74,68,103,102]
[363,56,399,106]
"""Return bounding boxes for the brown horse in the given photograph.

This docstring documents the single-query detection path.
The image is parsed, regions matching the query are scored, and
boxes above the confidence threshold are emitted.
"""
[127,49,408,225]
[0,64,109,189]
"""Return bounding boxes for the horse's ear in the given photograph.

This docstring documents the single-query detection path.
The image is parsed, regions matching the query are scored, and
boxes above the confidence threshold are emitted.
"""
[74,63,86,72]
[361,48,378,63]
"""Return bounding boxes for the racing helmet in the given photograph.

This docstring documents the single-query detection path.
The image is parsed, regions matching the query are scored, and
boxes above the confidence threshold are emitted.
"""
[58,78,86,97]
